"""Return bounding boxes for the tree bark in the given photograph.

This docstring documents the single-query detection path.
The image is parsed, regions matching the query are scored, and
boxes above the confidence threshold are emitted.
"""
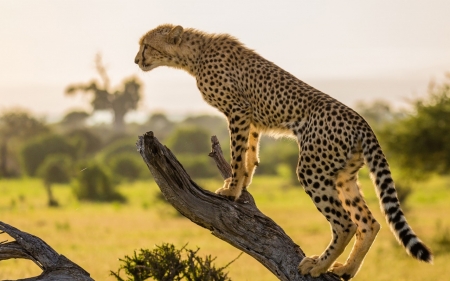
[136,131,340,281]
[0,222,94,281]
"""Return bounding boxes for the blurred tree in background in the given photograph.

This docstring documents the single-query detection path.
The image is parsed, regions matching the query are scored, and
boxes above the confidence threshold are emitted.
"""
[0,110,49,178]
[100,138,140,163]
[354,100,403,131]
[2,68,450,205]
[166,126,211,155]
[65,128,103,157]
[258,137,298,182]
[181,115,229,141]
[37,154,72,207]
[166,126,220,178]
[110,154,144,183]
[98,137,150,183]
[73,162,125,202]
[143,112,176,141]
[65,54,142,131]
[380,75,450,177]
[60,110,90,130]
[21,134,78,177]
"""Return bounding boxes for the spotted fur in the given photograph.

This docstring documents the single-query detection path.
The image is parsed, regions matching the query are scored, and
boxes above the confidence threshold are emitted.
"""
[135,24,432,279]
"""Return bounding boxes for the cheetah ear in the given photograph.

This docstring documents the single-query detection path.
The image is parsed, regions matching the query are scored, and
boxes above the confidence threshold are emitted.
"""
[167,25,184,45]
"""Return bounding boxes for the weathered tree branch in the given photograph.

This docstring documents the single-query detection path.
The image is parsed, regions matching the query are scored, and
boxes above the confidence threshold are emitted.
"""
[136,131,340,281]
[0,222,94,281]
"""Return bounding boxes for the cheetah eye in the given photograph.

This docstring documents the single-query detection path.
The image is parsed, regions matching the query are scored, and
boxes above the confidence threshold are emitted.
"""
[145,44,163,55]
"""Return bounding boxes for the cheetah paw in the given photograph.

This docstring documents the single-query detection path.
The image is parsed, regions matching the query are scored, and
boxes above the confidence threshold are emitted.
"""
[331,262,357,281]
[298,255,328,277]
[215,178,241,200]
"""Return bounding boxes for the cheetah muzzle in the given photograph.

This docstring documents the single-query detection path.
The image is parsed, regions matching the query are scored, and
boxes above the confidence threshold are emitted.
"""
[135,24,433,280]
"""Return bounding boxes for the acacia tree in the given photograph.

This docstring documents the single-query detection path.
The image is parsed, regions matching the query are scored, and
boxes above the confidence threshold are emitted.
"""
[65,54,142,131]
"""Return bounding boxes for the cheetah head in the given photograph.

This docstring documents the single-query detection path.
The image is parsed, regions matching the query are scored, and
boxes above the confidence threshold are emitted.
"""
[134,24,184,72]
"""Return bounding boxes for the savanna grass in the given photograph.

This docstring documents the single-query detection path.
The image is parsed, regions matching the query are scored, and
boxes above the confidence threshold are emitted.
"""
[0,172,449,281]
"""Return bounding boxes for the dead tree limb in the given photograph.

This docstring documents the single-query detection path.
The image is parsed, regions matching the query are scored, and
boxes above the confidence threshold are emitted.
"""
[0,221,94,281]
[136,131,340,281]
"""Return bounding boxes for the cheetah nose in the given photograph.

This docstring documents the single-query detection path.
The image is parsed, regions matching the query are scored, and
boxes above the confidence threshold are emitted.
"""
[134,58,139,64]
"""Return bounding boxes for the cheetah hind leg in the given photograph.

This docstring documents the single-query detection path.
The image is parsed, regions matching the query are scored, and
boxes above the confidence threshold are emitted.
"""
[298,255,320,276]
[329,220,380,280]
[331,262,356,281]
[330,155,381,280]
[297,160,357,278]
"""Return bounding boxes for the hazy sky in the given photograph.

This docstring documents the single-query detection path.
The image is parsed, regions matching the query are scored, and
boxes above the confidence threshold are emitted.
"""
[1,0,450,121]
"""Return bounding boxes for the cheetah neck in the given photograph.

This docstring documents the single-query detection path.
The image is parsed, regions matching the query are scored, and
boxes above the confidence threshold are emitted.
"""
[174,29,212,76]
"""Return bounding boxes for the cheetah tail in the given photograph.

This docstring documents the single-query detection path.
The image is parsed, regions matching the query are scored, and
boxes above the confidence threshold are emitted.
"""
[362,138,433,263]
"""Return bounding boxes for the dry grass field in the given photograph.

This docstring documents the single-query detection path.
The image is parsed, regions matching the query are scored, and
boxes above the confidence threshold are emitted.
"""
[1,171,449,281]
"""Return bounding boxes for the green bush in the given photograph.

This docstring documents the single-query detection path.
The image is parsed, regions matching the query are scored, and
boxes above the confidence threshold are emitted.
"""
[433,220,450,256]
[162,125,223,179]
[258,137,298,181]
[101,138,138,163]
[180,115,229,141]
[166,126,211,155]
[37,154,72,185]
[111,243,239,281]
[95,138,151,182]
[379,78,450,177]
[143,112,176,141]
[37,154,72,207]
[73,162,125,202]
[21,134,77,176]
[110,153,146,182]
[65,128,103,157]
[395,182,413,212]
[177,154,220,179]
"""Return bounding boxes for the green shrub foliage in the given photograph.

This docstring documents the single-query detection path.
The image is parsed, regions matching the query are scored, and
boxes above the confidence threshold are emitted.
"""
[21,134,77,176]
[166,126,211,155]
[101,138,138,163]
[73,162,125,202]
[164,126,221,179]
[110,153,144,182]
[37,154,72,185]
[381,79,450,176]
[111,243,239,281]
[176,154,219,179]
[258,137,298,180]
[65,128,103,156]
[36,154,72,207]
[143,113,176,141]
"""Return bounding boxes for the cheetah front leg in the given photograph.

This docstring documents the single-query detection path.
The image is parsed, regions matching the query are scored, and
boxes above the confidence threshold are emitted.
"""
[242,124,260,189]
[215,106,251,200]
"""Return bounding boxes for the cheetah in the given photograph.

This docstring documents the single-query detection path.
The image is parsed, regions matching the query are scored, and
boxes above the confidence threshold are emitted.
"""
[135,24,432,280]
